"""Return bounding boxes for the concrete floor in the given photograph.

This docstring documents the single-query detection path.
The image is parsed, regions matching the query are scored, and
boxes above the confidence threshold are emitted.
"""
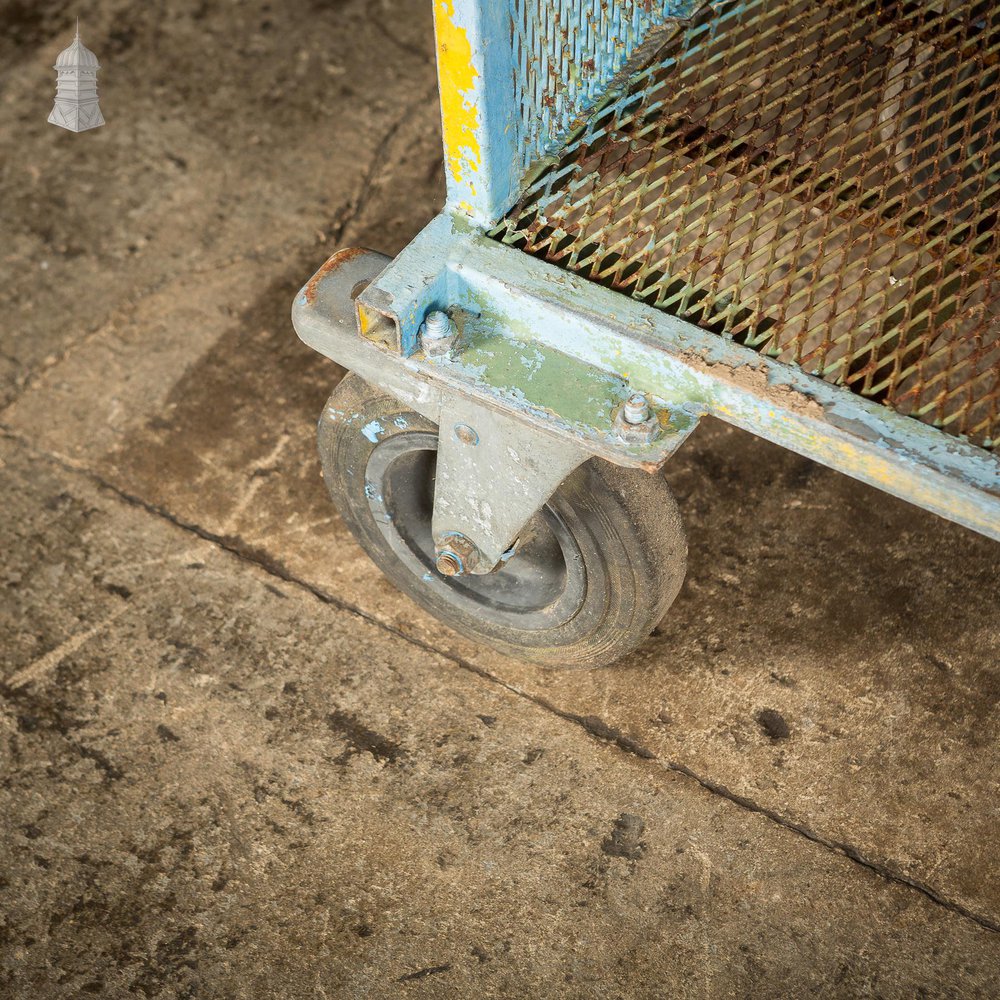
[1,2,999,997]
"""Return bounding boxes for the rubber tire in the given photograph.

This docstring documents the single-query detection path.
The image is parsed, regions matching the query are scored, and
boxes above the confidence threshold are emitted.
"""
[318,373,687,669]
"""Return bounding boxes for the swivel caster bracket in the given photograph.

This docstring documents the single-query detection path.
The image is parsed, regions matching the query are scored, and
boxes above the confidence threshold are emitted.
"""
[293,244,699,575]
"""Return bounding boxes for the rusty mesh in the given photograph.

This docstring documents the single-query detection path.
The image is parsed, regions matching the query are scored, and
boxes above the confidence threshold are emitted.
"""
[508,1,708,178]
[491,0,1000,450]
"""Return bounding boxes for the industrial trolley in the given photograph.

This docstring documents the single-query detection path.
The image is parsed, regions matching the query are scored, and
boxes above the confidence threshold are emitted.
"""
[294,0,1000,667]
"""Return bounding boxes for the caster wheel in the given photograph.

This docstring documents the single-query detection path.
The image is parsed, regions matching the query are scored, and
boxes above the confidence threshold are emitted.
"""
[318,374,687,668]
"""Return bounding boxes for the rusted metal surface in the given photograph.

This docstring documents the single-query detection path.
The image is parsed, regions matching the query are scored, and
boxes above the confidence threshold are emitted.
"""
[492,0,1000,450]
[508,0,709,179]
[303,246,369,306]
[296,217,1000,539]
[433,0,709,221]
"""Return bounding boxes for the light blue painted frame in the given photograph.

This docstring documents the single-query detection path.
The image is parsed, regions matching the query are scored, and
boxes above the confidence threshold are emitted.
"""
[349,213,1000,541]
[434,0,709,223]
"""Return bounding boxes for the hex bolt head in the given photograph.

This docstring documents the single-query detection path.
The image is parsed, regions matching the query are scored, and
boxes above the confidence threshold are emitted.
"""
[623,392,651,425]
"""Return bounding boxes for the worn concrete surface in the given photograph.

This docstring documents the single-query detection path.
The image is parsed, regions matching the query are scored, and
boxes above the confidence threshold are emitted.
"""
[1,0,999,996]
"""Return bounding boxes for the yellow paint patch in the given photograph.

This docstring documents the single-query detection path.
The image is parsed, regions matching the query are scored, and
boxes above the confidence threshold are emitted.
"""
[797,430,987,527]
[358,305,372,336]
[434,0,481,193]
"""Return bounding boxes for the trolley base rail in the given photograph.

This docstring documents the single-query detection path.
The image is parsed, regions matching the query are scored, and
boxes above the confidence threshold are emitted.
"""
[294,213,1000,567]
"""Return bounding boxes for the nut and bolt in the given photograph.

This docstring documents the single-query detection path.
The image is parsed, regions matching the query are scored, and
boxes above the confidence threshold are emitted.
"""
[434,533,480,577]
[435,551,463,577]
[421,309,456,357]
[423,310,452,338]
[614,391,662,444]
[623,392,651,425]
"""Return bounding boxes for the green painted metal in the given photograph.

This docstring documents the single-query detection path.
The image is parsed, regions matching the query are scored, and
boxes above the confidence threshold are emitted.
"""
[351,212,1000,541]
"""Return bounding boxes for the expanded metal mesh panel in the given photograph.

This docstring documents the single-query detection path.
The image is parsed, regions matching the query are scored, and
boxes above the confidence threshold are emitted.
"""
[493,0,1000,450]
[509,1,706,178]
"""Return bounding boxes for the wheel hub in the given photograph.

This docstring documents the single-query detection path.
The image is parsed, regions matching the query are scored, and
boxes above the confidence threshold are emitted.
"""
[364,431,588,630]
[433,532,481,577]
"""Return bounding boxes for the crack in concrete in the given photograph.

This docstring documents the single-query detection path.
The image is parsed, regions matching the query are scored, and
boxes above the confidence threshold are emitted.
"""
[660,760,1000,935]
[321,81,439,249]
[366,13,435,66]
[493,689,1000,935]
[4,424,998,939]
[397,963,452,983]
[2,74,433,415]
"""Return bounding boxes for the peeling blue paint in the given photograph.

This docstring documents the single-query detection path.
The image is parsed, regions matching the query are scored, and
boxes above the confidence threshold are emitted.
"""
[361,420,384,443]
[439,0,714,224]
[350,215,1000,541]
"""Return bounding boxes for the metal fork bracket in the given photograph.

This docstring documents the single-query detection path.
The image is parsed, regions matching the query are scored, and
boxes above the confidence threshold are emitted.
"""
[294,239,690,573]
